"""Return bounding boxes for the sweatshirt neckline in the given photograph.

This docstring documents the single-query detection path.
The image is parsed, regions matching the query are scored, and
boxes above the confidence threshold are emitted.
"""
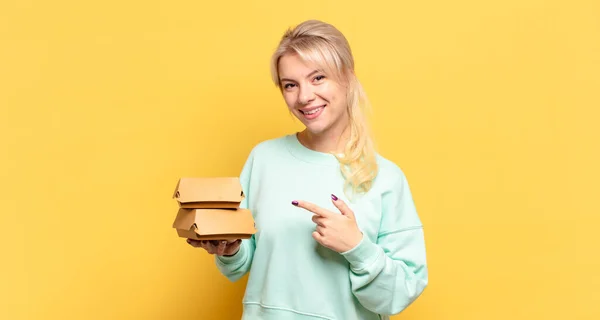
[285,133,341,166]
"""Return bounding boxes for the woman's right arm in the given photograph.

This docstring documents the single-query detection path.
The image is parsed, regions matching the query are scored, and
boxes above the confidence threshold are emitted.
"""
[215,235,256,281]
[214,148,257,282]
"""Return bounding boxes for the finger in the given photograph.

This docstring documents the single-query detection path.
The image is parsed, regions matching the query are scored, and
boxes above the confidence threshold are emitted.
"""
[312,231,325,244]
[199,240,211,252]
[187,239,202,247]
[226,240,242,254]
[293,200,332,218]
[311,215,327,227]
[201,241,218,254]
[211,239,237,245]
[217,241,227,255]
[228,239,242,248]
[331,194,355,219]
[315,225,326,237]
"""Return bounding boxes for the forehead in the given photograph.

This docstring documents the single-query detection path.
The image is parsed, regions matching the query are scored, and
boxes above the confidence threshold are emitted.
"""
[278,53,321,80]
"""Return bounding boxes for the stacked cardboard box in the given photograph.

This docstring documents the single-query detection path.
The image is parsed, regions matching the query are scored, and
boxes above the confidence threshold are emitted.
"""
[172,177,256,241]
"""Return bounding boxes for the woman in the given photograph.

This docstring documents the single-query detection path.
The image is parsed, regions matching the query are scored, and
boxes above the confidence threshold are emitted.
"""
[187,19,428,320]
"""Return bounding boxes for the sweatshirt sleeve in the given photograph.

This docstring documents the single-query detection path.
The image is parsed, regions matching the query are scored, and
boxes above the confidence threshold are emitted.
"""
[214,149,257,282]
[215,234,256,282]
[340,170,428,316]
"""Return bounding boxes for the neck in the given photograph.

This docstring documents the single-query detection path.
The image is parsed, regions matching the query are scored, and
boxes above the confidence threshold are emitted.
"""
[298,118,351,155]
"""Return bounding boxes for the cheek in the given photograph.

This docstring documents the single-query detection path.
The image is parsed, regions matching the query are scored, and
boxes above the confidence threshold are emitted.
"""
[334,87,348,109]
[320,83,342,105]
[282,93,296,109]
[325,92,343,110]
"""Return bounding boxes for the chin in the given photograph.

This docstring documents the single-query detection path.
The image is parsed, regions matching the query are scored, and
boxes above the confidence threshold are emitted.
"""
[303,123,330,136]
[294,111,338,136]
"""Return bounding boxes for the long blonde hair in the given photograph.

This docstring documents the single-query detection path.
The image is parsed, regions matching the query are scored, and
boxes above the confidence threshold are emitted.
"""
[270,20,379,197]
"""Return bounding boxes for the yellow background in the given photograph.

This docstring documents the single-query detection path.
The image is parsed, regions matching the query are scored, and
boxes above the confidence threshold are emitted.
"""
[1,0,598,319]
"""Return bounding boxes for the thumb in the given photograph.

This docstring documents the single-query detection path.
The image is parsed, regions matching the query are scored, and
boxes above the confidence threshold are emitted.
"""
[331,194,355,219]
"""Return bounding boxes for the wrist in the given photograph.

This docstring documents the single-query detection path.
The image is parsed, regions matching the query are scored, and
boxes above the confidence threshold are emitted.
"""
[343,231,363,253]
[216,244,245,265]
[340,233,381,271]
[223,248,240,257]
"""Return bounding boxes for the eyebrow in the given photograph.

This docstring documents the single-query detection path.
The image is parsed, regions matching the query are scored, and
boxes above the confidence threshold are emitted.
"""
[280,70,320,83]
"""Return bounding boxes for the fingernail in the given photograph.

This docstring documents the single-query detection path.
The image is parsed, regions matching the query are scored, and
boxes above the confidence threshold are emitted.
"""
[331,194,338,201]
[292,200,298,206]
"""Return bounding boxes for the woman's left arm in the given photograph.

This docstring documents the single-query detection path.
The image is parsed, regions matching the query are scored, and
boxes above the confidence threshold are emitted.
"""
[340,172,428,316]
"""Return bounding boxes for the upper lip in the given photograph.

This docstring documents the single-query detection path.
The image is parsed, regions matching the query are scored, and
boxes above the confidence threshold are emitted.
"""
[299,104,326,113]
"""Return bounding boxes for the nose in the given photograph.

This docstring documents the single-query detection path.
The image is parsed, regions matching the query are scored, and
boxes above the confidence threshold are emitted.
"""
[298,85,315,105]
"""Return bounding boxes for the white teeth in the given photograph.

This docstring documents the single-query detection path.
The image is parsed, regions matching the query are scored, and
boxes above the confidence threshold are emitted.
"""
[304,107,322,115]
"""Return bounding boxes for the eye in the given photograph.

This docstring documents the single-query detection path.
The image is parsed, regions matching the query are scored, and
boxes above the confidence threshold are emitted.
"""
[283,83,296,89]
[314,75,325,82]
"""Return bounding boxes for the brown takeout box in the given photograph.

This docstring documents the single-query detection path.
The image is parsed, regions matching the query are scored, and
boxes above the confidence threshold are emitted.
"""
[173,177,245,209]
[172,208,256,240]
[171,177,256,241]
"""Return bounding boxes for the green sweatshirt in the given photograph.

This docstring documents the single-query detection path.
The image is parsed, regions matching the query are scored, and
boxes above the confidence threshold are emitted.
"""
[215,133,428,320]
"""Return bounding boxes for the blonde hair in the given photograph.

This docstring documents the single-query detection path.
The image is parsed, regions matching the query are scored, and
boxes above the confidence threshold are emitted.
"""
[270,20,379,197]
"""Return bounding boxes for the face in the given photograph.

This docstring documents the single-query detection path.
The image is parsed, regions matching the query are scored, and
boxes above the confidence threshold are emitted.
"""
[277,53,349,137]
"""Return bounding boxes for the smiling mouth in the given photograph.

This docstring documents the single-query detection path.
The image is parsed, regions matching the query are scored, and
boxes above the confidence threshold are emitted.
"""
[299,105,326,115]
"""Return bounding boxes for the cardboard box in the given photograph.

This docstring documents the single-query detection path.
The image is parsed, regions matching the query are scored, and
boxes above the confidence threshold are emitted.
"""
[173,177,245,209]
[171,177,256,241]
[172,208,256,240]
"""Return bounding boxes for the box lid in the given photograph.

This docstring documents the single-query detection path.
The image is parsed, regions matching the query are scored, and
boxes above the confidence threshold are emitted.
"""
[173,177,244,205]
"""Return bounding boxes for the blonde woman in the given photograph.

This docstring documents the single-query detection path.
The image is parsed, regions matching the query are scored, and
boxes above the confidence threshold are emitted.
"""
[187,20,428,320]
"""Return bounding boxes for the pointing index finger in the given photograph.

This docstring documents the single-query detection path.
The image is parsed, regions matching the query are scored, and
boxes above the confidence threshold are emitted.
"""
[293,200,332,218]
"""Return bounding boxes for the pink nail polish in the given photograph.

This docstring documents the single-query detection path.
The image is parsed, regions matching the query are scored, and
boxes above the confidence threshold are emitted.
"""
[292,201,298,206]
[331,194,338,201]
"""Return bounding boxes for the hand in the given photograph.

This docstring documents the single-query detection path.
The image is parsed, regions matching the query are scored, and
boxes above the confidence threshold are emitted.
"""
[293,194,363,253]
[187,239,242,256]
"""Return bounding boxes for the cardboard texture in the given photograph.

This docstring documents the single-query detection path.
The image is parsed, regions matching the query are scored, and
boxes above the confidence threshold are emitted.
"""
[173,177,245,209]
[173,208,255,240]
[172,177,256,241]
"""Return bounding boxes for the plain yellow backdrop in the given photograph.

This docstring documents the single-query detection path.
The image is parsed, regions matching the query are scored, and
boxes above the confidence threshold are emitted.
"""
[1,0,598,319]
